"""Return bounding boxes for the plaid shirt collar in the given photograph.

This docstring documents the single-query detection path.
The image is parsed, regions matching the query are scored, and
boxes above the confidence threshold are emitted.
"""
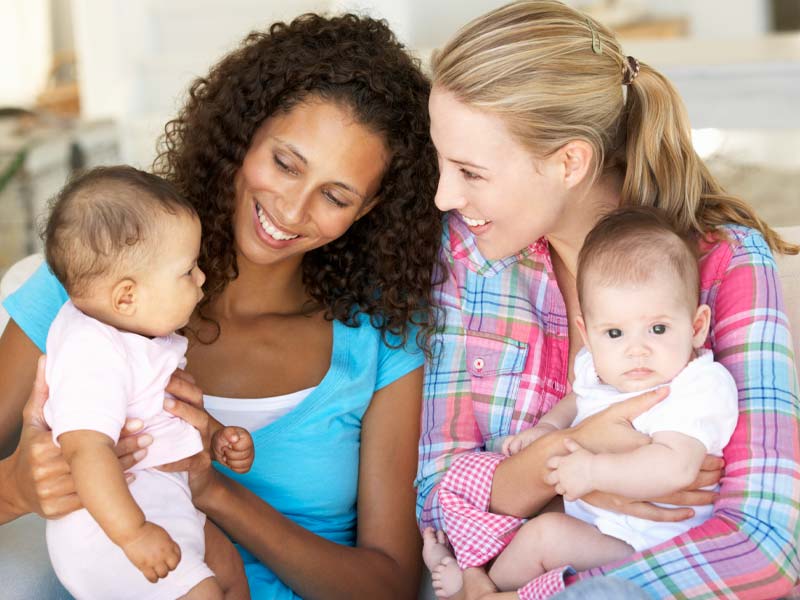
[445,212,549,278]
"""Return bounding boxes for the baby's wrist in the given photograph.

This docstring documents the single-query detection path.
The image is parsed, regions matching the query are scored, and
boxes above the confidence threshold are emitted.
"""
[583,453,603,494]
[209,419,225,442]
[111,515,147,547]
[534,422,558,434]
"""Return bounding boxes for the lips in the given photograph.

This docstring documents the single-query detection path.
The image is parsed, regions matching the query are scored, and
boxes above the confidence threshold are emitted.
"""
[624,368,654,378]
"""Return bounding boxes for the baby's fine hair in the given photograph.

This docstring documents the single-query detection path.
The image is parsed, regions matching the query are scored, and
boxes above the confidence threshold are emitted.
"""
[576,207,700,313]
[44,165,197,297]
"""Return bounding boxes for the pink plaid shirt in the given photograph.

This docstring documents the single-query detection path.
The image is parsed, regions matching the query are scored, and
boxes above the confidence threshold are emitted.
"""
[417,214,799,598]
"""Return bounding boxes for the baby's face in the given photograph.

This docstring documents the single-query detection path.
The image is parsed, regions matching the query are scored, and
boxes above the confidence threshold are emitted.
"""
[579,273,705,393]
[132,213,205,337]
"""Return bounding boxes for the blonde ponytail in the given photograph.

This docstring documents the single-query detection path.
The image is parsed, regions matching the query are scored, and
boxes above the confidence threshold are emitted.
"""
[622,62,798,254]
[433,0,798,255]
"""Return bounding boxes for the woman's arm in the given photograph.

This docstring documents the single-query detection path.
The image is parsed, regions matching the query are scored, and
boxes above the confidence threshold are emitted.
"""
[176,368,424,600]
[0,342,151,523]
[0,353,81,523]
[0,320,42,457]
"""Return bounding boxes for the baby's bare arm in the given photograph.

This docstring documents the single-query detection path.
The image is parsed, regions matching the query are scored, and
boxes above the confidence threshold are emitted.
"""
[58,430,145,542]
[538,393,577,429]
[552,431,707,500]
[592,432,706,498]
[503,394,577,456]
[60,430,180,581]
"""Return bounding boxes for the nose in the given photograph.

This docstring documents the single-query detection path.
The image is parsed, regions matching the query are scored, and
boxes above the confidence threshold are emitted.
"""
[275,188,311,228]
[195,267,206,288]
[626,337,651,358]
[434,167,467,213]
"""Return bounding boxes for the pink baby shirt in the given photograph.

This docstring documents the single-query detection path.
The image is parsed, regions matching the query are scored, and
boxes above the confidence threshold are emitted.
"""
[44,300,202,468]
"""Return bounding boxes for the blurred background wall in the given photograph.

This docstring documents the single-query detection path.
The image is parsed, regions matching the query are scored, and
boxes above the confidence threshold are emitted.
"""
[0,0,798,276]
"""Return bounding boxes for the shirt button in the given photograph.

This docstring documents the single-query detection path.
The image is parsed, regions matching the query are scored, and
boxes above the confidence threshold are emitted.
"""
[473,357,485,371]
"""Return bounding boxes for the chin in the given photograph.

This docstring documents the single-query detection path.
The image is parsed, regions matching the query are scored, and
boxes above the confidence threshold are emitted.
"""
[477,241,513,261]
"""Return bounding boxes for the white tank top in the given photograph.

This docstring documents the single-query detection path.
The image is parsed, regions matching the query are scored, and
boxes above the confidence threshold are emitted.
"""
[204,386,317,432]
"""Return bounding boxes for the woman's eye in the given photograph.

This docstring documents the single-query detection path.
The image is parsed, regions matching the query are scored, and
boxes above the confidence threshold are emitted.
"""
[606,328,622,339]
[460,168,481,181]
[652,324,667,335]
[323,190,347,208]
[274,155,298,175]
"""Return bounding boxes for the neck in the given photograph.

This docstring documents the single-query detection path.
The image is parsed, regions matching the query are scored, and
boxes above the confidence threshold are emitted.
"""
[212,252,312,319]
[548,169,622,278]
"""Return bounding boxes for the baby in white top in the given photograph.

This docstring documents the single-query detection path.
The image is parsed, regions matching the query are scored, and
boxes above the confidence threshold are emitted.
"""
[426,207,739,598]
[42,166,254,600]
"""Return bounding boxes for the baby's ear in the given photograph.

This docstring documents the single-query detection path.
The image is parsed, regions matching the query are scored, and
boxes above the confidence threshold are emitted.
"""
[692,304,712,348]
[111,279,137,316]
[575,314,590,349]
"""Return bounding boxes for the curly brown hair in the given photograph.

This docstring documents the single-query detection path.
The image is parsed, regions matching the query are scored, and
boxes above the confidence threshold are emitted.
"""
[154,13,442,351]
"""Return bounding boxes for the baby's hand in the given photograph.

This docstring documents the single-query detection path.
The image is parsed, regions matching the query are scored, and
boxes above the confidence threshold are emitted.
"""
[545,438,595,501]
[501,423,557,456]
[120,521,181,583]
[212,426,254,473]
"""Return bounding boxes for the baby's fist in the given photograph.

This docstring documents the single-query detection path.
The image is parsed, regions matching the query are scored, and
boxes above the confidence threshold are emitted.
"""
[544,438,595,501]
[212,426,254,473]
[121,521,181,583]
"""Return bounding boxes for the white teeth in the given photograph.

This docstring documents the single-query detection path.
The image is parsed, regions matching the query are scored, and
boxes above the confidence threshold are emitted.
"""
[256,204,299,241]
[461,214,489,227]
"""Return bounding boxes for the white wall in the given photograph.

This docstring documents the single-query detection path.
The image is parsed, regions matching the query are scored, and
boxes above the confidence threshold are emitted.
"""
[71,0,331,167]
[66,0,794,166]
[0,0,52,107]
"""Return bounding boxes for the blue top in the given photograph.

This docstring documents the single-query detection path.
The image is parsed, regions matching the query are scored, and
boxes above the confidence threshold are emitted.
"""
[4,263,424,599]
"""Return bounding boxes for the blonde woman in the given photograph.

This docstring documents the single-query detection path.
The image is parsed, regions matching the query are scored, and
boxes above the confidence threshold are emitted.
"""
[416,1,799,598]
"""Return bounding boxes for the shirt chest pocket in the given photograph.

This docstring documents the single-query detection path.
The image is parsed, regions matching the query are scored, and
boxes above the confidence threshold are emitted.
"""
[465,331,529,436]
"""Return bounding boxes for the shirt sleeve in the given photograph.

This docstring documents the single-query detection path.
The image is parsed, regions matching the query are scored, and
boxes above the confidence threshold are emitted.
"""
[415,248,486,530]
[577,229,800,599]
[2,262,68,352]
[637,361,739,456]
[375,323,424,392]
[46,322,131,445]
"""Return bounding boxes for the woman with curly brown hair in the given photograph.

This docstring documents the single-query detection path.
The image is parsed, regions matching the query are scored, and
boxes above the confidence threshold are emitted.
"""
[0,13,440,599]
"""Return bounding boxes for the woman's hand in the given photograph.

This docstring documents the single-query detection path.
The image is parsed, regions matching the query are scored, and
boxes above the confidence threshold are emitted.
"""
[581,454,724,521]
[8,357,151,519]
[568,387,669,454]
[9,356,79,518]
[160,369,223,505]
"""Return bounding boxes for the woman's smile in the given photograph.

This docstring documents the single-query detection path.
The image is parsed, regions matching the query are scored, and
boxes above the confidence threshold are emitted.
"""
[253,201,302,245]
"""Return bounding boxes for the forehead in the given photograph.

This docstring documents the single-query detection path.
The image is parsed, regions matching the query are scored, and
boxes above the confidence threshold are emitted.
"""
[247,98,389,196]
[155,212,200,252]
[428,86,523,163]
[584,274,694,321]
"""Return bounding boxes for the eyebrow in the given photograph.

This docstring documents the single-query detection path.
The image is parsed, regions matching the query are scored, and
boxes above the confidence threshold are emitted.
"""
[593,315,674,329]
[451,158,489,171]
[274,137,367,200]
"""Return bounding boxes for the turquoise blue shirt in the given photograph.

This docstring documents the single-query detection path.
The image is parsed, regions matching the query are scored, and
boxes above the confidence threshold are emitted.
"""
[4,263,424,599]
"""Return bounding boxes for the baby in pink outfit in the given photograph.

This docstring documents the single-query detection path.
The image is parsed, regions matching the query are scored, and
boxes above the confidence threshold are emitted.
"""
[41,166,254,600]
